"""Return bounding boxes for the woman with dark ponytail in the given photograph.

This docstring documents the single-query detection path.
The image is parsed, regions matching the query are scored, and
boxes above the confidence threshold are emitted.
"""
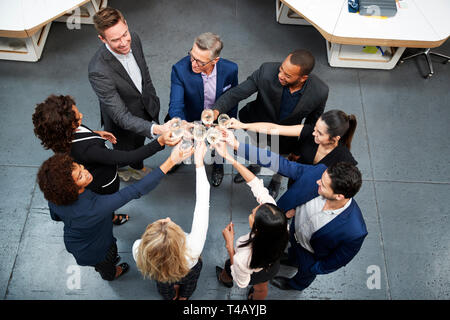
[228,109,357,167]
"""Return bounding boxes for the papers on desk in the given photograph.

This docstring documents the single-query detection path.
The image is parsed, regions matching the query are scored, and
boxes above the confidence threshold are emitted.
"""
[339,45,394,62]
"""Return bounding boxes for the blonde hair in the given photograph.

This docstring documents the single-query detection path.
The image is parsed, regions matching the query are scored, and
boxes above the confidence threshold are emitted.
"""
[136,220,191,283]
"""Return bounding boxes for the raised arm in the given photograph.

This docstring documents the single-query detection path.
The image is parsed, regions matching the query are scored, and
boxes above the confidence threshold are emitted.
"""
[213,140,275,206]
[212,67,260,118]
[92,144,193,216]
[228,118,304,137]
[80,130,180,166]
[186,141,210,257]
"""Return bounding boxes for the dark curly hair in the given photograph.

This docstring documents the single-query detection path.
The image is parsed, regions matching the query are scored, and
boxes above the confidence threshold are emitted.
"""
[32,94,77,153]
[327,162,362,199]
[37,153,80,206]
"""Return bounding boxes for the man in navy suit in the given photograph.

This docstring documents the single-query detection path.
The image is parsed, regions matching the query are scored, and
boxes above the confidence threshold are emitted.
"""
[225,134,367,292]
[167,32,238,186]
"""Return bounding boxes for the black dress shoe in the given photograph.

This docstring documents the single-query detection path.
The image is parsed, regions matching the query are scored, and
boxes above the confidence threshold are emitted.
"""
[233,164,261,183]
[271,276,294,290]
[215,266,233,288]
[211,165,224,187]
[267,178,281,199]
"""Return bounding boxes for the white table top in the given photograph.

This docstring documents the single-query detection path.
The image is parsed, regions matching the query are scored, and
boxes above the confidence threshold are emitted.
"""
[281,0,450,47]
[0,0,89,37]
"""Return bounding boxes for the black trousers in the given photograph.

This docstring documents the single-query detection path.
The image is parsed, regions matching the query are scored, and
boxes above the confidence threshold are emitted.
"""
[224,258,280,285]
[94,242,119,281]
[156,258,203,300]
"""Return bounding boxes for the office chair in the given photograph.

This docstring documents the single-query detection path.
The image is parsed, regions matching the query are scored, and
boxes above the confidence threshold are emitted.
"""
[399,48,450,79]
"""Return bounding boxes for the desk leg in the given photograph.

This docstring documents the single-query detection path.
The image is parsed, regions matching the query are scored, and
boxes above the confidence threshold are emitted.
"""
[326,40,406,70]
[276,0,311,25]
[0,22,52,62]
[55,0,108,25]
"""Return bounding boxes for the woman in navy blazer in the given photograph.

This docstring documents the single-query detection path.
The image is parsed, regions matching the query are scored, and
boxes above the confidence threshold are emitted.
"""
[37,145,192,281]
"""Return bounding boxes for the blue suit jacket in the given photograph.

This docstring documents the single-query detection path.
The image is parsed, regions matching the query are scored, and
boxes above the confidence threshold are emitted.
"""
[237,143,368,275]
[49,168,165,266]
[169,56,238,122]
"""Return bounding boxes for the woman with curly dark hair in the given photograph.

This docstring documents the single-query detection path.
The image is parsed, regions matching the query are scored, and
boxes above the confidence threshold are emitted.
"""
[37,146,193,281]
[33,94,178,225]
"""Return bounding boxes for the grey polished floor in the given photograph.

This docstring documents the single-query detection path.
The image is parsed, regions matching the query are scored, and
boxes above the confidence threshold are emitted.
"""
[0,0,449,300]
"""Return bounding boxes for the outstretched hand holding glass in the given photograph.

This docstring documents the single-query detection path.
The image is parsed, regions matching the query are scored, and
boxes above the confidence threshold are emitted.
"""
[194,140,208,168]
[218,127,240,151]
[227,117,246,130]
[158,129,181,147]
[169,142,194,165]
[201,109,214,127]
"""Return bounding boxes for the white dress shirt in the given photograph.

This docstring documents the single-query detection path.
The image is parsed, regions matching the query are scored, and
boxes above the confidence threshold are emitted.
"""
[295,196,352,253]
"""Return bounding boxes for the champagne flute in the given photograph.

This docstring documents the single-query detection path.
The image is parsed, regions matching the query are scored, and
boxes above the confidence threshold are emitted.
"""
[180,137,193,164]
[170,117,183,139]
[206,127,220,145]
[218,114,231,129]
[201,109,214,126]
[193,122,207,141]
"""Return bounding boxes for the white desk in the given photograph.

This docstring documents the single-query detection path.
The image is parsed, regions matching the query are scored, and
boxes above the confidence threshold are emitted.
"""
[0,0,107,62]
[276,0,450,69]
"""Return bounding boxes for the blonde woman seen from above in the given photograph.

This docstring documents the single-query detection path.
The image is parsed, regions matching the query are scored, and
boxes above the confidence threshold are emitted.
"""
[133,141,210,300]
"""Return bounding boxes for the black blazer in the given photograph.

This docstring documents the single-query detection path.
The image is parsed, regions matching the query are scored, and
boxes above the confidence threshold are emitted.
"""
[214,62,328,126]
[88,32,160,146]
[214,62,328,153]
[71,125,164,194]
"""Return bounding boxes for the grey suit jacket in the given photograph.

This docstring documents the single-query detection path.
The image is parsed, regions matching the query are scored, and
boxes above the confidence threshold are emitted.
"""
[214,62,328,126]
[88,32,160,143]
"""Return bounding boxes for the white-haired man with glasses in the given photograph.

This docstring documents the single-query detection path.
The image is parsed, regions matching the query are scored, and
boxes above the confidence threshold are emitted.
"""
[166,32,238,187]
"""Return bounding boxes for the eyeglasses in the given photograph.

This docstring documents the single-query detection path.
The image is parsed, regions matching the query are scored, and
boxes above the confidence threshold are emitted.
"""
[188,50,213,67]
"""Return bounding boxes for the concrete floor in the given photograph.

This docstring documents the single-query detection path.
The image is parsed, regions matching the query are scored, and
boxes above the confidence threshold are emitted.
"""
[0,0,449,300]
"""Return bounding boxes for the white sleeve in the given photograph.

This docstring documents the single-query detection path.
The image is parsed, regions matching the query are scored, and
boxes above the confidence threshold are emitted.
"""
[247,177,277,206]
[230,245,253,288]
[132,239,141,262]
[185,166,210,258]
